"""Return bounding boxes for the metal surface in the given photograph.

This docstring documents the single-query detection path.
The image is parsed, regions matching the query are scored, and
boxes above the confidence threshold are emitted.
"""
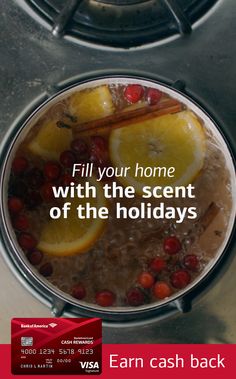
[20,0,218,48]
[0,0,236,343]
[52,0,82,37]
[163,0,192,34]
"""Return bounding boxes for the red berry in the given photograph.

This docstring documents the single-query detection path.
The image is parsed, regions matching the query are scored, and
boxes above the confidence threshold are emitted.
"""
[170,270,191,289]
[95,290,116,307]
[91,136,107,153]
[163,236,182,255]
[183,254,199,271]
[12,156,28,174]
[39,262,53,277]
[41,182,55,202]
[153,281,172,299]
[126,288,145,306]
[60,174,74,187]
[8,197,24,214]
[71,138,88,156]
[124,84,144,103]
[137,272,155,289]
[27,250,43,265]
[60,150,76,168]
[90,150,107,167]
[90,136,108,167]
[26,168,44,188]
[18,233,37,251]
[13,214,29,231]
[44,162,61,181]
[72,284,86,300]
[146,88,162,105]
[150,257,166,273]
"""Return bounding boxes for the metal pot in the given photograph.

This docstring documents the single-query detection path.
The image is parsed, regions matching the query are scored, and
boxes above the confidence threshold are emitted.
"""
[0,76,235,325]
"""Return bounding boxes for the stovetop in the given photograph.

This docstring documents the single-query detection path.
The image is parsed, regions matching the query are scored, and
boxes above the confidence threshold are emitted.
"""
[18,0,218,48]
[0,0,235,344]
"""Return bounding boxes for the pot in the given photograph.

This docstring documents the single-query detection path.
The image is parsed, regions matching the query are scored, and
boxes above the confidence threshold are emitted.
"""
[0,76,235,324]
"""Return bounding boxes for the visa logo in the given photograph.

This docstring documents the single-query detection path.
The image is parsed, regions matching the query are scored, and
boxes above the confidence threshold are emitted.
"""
[80,361,99,369]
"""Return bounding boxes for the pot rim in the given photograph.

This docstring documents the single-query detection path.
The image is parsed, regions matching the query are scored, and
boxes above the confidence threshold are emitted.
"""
[0,75,235,320]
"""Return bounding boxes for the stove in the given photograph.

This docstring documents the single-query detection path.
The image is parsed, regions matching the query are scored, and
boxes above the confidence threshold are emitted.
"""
[0,0,235,344]
[19,0,218,48]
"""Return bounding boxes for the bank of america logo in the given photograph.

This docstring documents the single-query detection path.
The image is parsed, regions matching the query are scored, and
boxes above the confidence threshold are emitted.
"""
[49,323,57,328]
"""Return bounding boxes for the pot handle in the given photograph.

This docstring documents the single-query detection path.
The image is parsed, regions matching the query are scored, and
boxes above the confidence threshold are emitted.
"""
[174,297,192,313]
[51,299,67,317]
[172,80,186,92]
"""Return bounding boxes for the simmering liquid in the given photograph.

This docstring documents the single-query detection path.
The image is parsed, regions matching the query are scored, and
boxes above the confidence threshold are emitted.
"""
[7,81,233,308]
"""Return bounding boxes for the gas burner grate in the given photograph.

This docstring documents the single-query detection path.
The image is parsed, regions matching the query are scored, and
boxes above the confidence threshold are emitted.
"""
[22,0,219,48]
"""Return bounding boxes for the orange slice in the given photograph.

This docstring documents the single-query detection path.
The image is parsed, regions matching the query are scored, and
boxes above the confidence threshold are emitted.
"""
[68,85,114,123]
[37,177,107,256]
[27,119,72,160]
[109,111,206,194]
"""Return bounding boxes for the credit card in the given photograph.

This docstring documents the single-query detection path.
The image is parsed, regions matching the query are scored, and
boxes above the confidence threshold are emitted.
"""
[11,318,102,375]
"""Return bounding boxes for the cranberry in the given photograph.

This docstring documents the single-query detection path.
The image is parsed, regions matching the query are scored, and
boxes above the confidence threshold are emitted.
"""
[170,269,191,289]
[27,250,43,266]
[60,174,74,187]
[71,138,88,156]
[163,236,182,255]
[12,156,28,175]
[90,136,108,167]
[25,191,42,210]
[150,257,166,273]
[95,290,116,307]
[90,150,107,167]
[91,136,107,151]
[8,197,24,214]
[60,150,76,168]
[18,233,37,251]
[39,262,53,277]
[137,272,155,289]
[183,254,199,271]
[26,168,44,188]
[153,281,172,299]
[72,284,86,300]
[41,182,55,202]
[13,214,29,231]
[146,88,162,105]
[44,162,61,181]
[124,84,144,103]
[126,288,145,306]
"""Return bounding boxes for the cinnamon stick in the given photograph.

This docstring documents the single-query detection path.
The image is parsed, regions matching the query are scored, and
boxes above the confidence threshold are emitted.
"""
[198,202,220,233]
[139,202,220,247]
[75,98,183,136]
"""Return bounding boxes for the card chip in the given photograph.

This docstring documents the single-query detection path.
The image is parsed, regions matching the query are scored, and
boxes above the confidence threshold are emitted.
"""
[21,337,33,346]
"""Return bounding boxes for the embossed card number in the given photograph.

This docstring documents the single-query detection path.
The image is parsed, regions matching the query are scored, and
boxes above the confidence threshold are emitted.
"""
[11,318,102,375]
